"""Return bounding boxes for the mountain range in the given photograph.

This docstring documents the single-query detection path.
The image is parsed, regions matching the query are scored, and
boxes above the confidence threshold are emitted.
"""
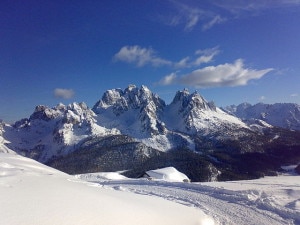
[223,102,300,130]
[1,85,300,181]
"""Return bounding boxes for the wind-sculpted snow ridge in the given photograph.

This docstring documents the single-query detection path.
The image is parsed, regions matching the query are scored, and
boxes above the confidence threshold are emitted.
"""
[0,149,214,225]
[223,102,300,131]
[79,170,300,225]
[3,102,119,162]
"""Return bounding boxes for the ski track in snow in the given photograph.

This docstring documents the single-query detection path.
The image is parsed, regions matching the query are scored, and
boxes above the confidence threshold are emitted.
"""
[80,178,299,225]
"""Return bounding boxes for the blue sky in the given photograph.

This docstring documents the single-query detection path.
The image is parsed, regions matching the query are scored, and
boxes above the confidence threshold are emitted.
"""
[1,0,300,123]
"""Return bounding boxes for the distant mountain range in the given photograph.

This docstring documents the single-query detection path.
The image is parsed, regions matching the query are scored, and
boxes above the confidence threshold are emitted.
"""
[1,85,300,181]
[222,102,300,130]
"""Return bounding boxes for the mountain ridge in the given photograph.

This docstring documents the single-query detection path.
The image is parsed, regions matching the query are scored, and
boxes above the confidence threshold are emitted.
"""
[223,102,300,131]
[1,85,300,181]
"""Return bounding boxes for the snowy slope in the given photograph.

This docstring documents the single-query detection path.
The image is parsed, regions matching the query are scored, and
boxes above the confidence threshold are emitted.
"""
[1,132,299,224]
[80,170,300,225]
[0,149,213,225]
[223,102,300,130]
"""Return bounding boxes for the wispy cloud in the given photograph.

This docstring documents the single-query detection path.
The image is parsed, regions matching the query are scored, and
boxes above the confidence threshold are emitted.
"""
[202,15,226,31]
[114,45,219,68]
[113,45,172,67]
[212,0,300,15]
[184,10,201,31]
[166,0,203,31]
[291,93,298,97]
[162,0,225,31]
[159,59,273,88]
[193,47,220,66]
[159,72,178,85]
[54,88,75,99]
[162,0,300,31]
[174,46,220,68]
[175,57,190,68]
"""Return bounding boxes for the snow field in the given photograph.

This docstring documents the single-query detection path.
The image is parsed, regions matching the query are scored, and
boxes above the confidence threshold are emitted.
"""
[1,141,299,225]
[80,171,300,225]
[0,152,214,225]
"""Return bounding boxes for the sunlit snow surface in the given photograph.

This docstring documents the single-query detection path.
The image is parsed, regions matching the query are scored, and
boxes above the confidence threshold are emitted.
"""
[0,151,213,225]
[1,146,299,225]
[80,171,300,225]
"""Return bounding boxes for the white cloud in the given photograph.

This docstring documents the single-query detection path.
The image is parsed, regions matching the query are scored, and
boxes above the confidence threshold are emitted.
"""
[174,47,220,68]
[54,88,75,99]
[202,15,226,31]
[290,93,298,97]
[175,57,190,68]
[159,72,177,85]
[194,55,215,65]
[114,45,219,68]
[185,12,200,31]
[212,0,300,14]
[193,47,220,66]
[164,1,225,31]
[167,1,203,31]
[163,0,300,32]
[113,45,172,67]
[160,59,273,88]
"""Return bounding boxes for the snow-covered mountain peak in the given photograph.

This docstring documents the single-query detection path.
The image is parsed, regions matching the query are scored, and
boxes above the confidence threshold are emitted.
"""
[125,84,138,92]
[93,85,167,138]
[62,103,96,126]
[93,85,165,116]
[171,89,216,112]
[29,105,62,122]
[6,102,119,162]
[171,88,190,105]
[92,85,248,144]
[97,88,124,109]
[24,102,95,126]
[165,89,246,133]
